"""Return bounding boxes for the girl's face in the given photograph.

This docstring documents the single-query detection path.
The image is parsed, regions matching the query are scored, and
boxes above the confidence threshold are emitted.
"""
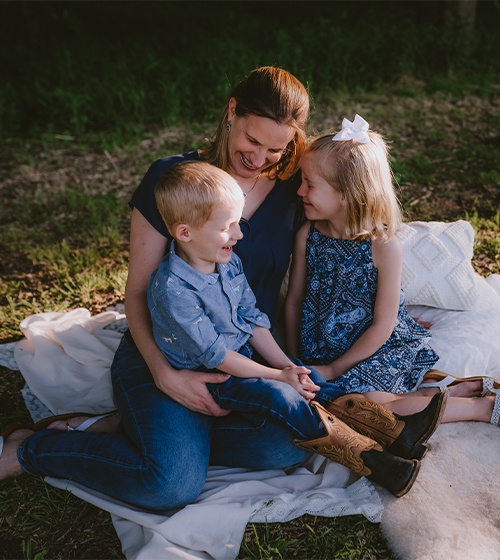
[298,152,346,223]
[226,98,295,180]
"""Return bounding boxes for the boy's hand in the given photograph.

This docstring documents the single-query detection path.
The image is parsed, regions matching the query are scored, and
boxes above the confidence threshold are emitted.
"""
[280,365,320,401]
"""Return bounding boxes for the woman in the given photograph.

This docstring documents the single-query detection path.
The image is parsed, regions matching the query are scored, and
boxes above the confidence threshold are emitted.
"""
[0,67,312,509]
[0,67,443,507]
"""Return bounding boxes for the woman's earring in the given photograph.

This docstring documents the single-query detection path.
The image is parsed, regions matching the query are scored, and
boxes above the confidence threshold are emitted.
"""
[226,122,232,132]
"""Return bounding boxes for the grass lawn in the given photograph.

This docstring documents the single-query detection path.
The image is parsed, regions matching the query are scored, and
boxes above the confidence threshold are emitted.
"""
[1,82,499,559]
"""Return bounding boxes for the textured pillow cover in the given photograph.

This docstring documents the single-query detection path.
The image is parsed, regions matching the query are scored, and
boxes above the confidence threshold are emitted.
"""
[396,220,479,310]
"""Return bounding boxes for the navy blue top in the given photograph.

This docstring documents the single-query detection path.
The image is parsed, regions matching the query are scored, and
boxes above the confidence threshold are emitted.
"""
[129,151,303,327]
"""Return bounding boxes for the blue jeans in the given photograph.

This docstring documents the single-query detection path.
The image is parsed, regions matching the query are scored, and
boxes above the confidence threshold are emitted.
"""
[208,364,346,441]
[18,334,312,511]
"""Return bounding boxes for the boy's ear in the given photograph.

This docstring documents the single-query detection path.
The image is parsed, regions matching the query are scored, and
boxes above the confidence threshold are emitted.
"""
[173,223,192,242]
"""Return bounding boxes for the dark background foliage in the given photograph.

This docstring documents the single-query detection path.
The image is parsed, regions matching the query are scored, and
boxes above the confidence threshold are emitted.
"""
[1,0,499,142]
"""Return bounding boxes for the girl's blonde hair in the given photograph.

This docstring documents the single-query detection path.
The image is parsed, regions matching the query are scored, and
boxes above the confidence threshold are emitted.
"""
[306,131,402,240]
[155,161,244,236]
[202,66,310,181]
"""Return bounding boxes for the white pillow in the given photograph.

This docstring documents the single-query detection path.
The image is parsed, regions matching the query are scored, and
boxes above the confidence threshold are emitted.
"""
[396,220,479,311]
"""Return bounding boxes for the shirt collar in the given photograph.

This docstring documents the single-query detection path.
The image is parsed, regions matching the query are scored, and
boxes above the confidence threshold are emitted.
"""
[168,240,223,291]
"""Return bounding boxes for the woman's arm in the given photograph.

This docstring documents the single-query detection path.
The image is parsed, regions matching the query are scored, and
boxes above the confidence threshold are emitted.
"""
[284,223,309,356]
[319,235,403,380]
[125,209,229,415]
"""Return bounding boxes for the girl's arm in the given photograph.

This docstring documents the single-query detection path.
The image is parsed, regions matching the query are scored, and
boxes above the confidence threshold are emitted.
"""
[125,209,229,416]
[284,222,309,356]
[320,235,403,380]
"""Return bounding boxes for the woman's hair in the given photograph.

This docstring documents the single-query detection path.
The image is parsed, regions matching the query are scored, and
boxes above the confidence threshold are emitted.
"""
[202,66,310,180]
[306,131,402,240]
[155,161,244,235]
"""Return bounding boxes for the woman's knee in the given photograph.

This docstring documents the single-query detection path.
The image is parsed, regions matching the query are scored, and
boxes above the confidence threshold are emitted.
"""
[138,464,207,511]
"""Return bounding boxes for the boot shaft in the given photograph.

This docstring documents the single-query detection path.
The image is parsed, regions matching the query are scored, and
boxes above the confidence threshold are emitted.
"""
[295,401,420,497]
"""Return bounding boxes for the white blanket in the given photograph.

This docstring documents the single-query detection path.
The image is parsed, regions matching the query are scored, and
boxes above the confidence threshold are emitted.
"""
[47,461,381,560]
[1,272,500,559]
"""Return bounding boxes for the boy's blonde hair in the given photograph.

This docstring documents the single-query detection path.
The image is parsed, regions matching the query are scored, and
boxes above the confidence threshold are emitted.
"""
[155,161,244,235]
[306,131,402,240]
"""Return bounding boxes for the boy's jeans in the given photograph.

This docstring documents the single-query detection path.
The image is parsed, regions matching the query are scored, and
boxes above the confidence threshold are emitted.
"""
[208,360,346,441]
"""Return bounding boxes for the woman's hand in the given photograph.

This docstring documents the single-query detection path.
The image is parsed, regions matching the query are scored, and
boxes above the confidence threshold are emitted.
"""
[154,367,231,416]
[280,365,320,401]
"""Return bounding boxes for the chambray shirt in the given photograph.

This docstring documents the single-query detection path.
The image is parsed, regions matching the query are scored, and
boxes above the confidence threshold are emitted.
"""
[148,241,271,370]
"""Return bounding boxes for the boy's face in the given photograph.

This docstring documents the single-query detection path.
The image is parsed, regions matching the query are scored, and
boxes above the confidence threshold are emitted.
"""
[179,200,244,274]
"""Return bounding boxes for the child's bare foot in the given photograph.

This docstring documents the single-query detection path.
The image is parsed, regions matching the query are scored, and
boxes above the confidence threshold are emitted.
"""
[417,380,483,398]
[46,412,120,433]
[0,428,33,481]
[448,380,483,398]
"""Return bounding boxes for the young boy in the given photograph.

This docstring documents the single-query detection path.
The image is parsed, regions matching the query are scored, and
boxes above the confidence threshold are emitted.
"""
[148,160,315,400]
[147,160,445,497]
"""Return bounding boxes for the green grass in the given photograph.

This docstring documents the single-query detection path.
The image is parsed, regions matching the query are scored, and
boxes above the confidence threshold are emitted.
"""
[1,476,123,559]
[239,516,393,559]
[0,182,129,338]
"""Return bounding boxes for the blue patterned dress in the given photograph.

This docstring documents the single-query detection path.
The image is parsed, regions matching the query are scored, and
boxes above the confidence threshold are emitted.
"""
[299,223,439,394]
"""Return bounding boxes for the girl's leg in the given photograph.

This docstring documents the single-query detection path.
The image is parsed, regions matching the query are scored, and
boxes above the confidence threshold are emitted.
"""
[17,335,213,511]
[366,391,495,424]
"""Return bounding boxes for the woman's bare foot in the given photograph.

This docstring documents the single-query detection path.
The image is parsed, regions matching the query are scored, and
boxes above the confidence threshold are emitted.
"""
[0,428,33,481]
[46,412,120,433]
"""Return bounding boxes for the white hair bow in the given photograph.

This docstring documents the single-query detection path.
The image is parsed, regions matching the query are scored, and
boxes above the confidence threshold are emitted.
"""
[332,114,370,143]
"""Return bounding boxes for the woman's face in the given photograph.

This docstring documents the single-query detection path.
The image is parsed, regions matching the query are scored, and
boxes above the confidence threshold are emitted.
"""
[226,98,295,180]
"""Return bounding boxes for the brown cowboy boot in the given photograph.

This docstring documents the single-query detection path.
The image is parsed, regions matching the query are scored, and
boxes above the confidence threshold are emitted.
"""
[321,391,448,460]
[295,401,420,497]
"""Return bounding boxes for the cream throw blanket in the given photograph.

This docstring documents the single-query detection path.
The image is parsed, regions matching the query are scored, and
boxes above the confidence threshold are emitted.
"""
[1,273,500,559]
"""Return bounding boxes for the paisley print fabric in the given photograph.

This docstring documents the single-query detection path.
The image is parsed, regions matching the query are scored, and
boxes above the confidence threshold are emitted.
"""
[299,223,439,394]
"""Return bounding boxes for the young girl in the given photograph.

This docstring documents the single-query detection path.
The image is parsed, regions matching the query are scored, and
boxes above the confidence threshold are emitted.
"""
[285,115,500,427]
